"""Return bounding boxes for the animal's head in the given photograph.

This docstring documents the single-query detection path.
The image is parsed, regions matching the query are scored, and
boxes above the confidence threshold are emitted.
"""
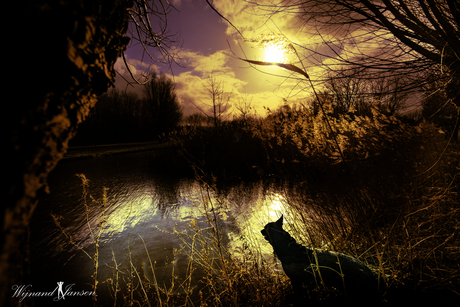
[261,215,308,259]
[261,215,285,244]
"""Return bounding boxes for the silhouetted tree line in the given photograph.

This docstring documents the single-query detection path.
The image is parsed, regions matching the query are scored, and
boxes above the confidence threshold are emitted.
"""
[71,71,183,146]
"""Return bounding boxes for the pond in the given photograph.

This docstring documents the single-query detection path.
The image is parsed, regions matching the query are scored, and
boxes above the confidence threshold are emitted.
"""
[29,149,291,306]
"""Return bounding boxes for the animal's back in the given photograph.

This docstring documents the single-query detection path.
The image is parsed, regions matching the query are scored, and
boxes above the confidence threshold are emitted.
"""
[282,248,379,295]
[261,216,383,304]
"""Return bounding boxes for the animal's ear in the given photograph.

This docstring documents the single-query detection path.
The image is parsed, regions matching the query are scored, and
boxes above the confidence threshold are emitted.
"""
[275,215,283,228]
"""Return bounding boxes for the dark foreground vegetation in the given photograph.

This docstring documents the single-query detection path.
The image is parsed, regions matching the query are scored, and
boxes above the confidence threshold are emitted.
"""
[64,91,457,304]
[61,62,460,306]
[175,95,459,305]
[60,90,459,306]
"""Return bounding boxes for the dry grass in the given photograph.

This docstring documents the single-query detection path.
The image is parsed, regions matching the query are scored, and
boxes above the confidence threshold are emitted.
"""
[52,123,459,306]
[51,174,294,306]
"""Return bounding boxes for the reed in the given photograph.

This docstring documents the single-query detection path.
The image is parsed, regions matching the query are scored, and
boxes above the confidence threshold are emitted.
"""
[52,123,459,306]
[51,173,108,302]
[271,131,460,305]
[171,182,291,306]
[176,54,459,304]
[52,173,295,306]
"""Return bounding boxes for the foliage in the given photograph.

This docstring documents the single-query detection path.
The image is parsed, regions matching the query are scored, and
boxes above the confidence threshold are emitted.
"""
[178,118,268,183]
[422,79,460,140]
[72,72,183,146]
[72,89,148,145]
[179,98,432,184]
[184,113,210,127]
[143,70,183,137]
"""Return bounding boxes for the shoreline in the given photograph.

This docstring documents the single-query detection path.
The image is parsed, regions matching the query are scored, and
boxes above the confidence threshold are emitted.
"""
[63,141,176,160]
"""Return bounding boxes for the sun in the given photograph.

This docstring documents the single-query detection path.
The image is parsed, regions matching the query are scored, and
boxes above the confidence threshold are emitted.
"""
[264,44,286,63]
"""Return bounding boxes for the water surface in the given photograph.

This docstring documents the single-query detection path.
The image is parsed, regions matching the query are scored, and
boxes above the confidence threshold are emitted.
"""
[29,150,290,306]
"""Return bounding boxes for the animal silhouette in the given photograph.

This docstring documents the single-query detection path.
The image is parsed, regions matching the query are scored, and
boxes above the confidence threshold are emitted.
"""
[261,215,383,305]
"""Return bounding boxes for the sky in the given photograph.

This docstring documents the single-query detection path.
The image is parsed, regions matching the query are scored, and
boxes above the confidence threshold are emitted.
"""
[113,0,386,117]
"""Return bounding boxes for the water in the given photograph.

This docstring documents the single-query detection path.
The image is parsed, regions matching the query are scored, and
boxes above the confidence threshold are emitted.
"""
[29,150,289,306]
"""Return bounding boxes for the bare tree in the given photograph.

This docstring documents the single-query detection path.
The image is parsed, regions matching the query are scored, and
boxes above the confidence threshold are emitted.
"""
[192,74,233,127]
[205,75,232,127]
[121,0,183,85]
[262,0,459,107]
[325,67,413,116]
[234,94,254,122]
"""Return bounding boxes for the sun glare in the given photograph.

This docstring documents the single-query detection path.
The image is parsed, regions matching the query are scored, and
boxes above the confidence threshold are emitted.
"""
[264,44,286,63]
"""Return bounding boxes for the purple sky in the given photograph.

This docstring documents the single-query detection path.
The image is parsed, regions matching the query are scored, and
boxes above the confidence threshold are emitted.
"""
[114,0,388,117]
[123,1,230,73]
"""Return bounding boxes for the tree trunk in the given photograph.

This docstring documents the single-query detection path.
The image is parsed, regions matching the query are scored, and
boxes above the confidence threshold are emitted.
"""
[3,1,132,306]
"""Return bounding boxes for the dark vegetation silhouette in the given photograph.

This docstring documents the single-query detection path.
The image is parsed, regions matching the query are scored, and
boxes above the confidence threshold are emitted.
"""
[71,89,147,145]
[178,53,459,305]
[261,215,382,306]
[5,1,180,306]
[143,71,183,138]
[179,70,428,184]
[72,71,183,146]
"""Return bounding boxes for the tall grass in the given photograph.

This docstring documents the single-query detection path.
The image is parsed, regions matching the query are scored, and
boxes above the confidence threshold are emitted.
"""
[51,133,459,306]
[171,183,292,306]
[51,174,296,306]
[177,95,460,305]
[51,94,459,306]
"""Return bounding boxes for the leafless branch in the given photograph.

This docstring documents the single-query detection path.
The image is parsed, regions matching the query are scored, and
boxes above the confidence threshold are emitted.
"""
[120,0,183,85]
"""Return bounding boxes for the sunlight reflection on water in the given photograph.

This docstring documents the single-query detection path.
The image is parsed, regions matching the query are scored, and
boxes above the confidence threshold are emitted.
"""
[226,191,290,262]
[45,178,292,281]
[31,151,308,304]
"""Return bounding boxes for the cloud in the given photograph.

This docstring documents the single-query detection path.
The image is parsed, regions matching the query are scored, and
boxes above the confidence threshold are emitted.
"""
[115,46,311,117]
[212,0,393,83]
[169,47,309,117]
[115,1,320,118]
[113,0,407,121]
[171,51,245,116]
[212,0,301,42]
[113,56,160,97]
[180,49,231,76]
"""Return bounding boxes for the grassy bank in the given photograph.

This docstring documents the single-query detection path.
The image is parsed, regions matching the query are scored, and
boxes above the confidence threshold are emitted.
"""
[49,104,459,306]
[52,164,459,306]
[176,104,460,305]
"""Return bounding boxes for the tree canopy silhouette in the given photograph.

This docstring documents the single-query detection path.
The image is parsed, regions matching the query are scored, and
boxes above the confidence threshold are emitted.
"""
[142,71,183,137]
